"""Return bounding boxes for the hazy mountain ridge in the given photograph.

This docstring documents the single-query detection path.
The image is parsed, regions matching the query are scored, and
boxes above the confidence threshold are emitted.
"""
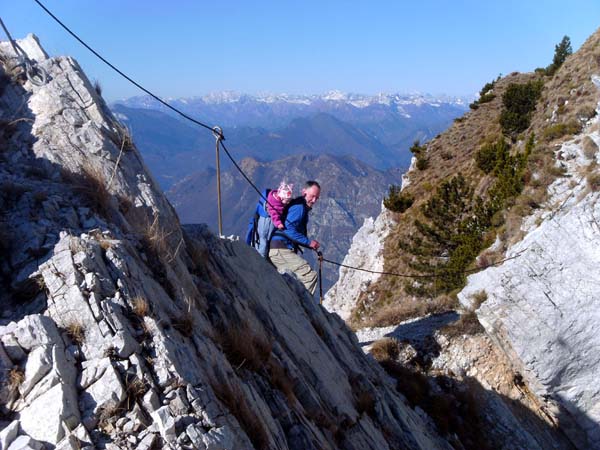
[115,90,470,129]
[112,94,466,189]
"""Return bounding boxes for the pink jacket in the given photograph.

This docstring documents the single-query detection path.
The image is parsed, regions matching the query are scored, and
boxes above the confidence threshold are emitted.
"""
[266,189,286,228]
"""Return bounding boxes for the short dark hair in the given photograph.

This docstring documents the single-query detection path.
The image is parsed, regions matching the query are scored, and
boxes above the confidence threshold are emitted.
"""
[305,180,320,189]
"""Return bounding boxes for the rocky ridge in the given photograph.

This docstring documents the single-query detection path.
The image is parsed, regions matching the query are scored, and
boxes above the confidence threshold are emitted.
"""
[0,35,450,449]
[325,28,600,449]
[458,76,600,448]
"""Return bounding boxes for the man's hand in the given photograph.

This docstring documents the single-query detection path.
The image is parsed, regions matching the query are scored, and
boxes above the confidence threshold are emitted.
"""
[309,240,320,250]
[277,224,284,230]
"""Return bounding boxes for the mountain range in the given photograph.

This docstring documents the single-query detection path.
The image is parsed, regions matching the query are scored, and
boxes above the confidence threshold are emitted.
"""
[112,92,469,189]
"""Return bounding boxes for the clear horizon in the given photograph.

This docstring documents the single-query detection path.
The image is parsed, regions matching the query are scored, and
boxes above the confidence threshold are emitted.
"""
[4,0,600,102]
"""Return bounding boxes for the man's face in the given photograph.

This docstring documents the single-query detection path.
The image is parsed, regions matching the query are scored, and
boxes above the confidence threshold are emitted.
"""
[303,185,320,208]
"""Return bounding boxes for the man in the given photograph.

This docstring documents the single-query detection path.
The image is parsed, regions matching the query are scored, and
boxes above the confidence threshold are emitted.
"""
[269,180,321,295]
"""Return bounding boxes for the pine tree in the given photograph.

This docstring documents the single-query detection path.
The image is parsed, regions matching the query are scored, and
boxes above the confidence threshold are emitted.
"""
[546,36,572,76]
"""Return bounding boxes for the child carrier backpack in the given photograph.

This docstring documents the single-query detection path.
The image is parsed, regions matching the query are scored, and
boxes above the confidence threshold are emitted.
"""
[245,189,271,250]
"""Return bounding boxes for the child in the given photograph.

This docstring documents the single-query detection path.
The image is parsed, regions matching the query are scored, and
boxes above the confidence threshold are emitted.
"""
[267,181,293,230]
[255,181,293,258]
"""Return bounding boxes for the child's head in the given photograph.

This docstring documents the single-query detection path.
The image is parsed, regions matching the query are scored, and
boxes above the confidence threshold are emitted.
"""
[277,181,293,204]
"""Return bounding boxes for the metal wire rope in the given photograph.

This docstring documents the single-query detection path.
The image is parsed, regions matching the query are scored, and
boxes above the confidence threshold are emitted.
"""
[0,16,47,86]
[32,0,530,284]
[32,0,216,135]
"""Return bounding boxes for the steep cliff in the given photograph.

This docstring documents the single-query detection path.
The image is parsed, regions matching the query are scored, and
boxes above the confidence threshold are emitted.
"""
[0,35,451,449]
[327,28,600,449]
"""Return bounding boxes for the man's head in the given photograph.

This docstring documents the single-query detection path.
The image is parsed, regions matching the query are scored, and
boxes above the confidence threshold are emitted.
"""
[302,180,321,208]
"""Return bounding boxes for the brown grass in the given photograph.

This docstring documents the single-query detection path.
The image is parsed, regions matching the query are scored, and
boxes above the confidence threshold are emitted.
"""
[583,136,599,159]
[471,290,488,309]
[216,322,272,372]
[93,79,102,96]
[65,322,85,345]
[114,123,134,152]
[97,401,125,433]
[171,313,194,338]
[132,296,149,317]
[369,337,400,362]
[363,295,458,328]
[211,378,269,450]
[587,172,600,191]
[142,213,172,261]
[124,375,147,409]
[7,367,25,398]
[63,165,113,219]
[354,390,376,418]
[266,359,296,403]
[440,311,485,338]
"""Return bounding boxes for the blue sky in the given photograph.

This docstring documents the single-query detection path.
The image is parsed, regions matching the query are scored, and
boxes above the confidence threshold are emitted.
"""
[3,1,599,101]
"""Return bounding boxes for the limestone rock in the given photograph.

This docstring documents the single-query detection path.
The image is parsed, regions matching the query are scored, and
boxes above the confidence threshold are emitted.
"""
[324,207,395,320]
[6,435,44,450]
[0,420,19,450]
[459,80,600,448]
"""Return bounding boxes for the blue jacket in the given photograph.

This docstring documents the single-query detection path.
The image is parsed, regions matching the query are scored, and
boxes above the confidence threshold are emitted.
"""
[271,196,311,250]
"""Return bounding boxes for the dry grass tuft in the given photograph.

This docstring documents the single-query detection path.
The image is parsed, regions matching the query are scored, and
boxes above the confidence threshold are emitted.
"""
[171,313,194,338]
[354,390,376,418]
[583,136,599,160]
[471,290,488,309]
[266,359,296,403]
[93,79,102,96]
[63,165,113,219]
[217,322,272,372]
[124,375,147,409]
[97,401,125,433]
[587,172,600,191]
[132,296,149,317]
[114,123,135,152]
[7,367,25,398]
[440,311,485,338]
[364,295,458,328]
[369,337,400,362]
[211,378,269,450]
[65,322,85,345]
[142,213,173,261]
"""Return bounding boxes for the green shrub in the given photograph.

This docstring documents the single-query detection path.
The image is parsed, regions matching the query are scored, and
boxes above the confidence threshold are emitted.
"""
[410,140,429,170]
[500,80,544,136]
[542,120,582,141]
[410,140,426,157]
[476,141,502,173]
[469,79,497,109]
[402,136,533,296]
[383,186,414,213]
[416,157,429,170]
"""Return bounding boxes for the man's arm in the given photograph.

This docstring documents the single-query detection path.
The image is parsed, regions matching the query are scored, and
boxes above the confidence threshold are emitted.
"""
[282,204,312,247]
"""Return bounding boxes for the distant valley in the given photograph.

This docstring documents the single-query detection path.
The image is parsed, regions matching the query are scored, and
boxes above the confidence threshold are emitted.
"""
[112,91,468,290]
[168,154,404,291]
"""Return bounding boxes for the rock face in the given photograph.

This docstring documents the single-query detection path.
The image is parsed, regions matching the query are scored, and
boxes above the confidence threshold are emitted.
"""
[324,34,600,449]
[459,82,600,449]
[323,207,396,320]
[0,35,449,449]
